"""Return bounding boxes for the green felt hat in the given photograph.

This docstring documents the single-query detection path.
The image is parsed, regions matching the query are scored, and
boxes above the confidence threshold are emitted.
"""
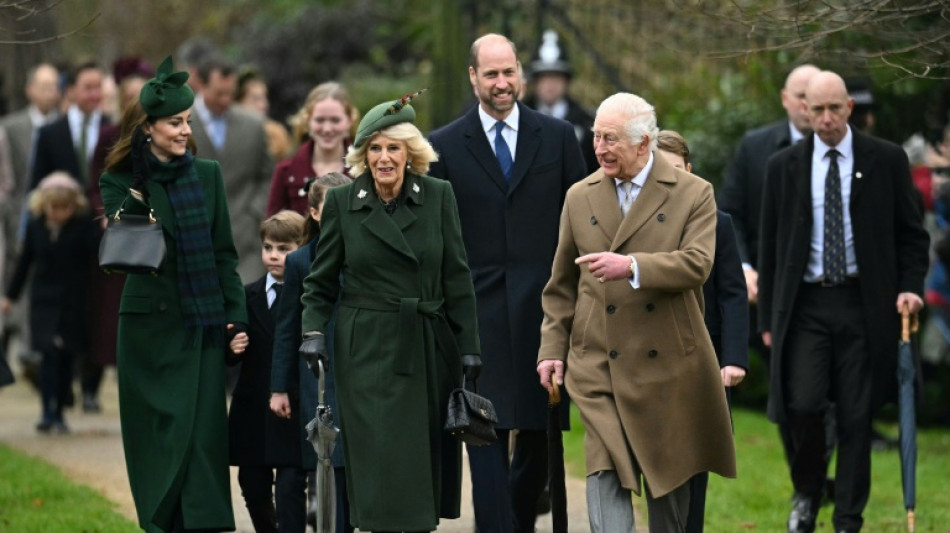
[353,90,427,148]
[139,55,194,117]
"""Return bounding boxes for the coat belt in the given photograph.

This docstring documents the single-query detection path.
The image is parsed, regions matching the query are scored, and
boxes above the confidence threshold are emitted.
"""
[339,292,460,376]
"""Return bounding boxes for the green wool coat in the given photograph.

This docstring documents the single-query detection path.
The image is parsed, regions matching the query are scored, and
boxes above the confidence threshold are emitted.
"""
[301,172,480,532]
[100,158,246,533]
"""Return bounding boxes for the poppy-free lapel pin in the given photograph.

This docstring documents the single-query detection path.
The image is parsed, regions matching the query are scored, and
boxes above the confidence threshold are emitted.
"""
[358,189,367,199]
[413,183,420,193]
[855,171,863,179]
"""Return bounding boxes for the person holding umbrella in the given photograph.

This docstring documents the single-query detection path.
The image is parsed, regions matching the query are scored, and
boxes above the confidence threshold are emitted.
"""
[757,70,929,533]
[299,95,481,532]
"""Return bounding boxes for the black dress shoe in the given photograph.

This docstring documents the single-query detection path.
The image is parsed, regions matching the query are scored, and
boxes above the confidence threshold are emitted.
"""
[788,493,819,533]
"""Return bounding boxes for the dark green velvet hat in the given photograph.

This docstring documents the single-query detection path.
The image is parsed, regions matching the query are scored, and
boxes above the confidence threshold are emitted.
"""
[353,90,427,148]
[139,55,194,117]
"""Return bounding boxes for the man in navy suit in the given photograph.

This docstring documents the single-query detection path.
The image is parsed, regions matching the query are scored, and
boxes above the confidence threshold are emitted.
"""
[758,71,929,533]
[428,33,586,533]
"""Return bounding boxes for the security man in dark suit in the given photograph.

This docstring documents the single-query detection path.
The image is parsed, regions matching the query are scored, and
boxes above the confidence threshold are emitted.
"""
[428,33,586,533]
[758,70,929,533]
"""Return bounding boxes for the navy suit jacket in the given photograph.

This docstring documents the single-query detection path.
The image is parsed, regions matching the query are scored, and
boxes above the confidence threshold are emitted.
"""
[428,102,586,429]
[703,211,749,369]
[31,114,108,188]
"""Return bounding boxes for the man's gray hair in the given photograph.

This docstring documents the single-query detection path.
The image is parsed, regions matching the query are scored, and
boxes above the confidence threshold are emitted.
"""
[596,93,658,151]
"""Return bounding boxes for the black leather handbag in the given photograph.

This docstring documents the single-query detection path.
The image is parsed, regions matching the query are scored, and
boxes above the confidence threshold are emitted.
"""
[99,199,166,275]
[445,380,498,446]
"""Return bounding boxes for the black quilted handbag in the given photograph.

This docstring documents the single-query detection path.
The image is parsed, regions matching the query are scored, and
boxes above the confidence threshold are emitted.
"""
[445,380,498,446]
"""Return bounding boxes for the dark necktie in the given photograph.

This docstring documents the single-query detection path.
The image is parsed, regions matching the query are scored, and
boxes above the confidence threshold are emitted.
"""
[494,121,512,180]
[822,149,846,285]
[77,113,90,184]
[270,283,283,321]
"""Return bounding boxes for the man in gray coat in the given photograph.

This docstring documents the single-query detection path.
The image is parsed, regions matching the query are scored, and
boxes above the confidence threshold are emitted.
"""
[190,56,273,282]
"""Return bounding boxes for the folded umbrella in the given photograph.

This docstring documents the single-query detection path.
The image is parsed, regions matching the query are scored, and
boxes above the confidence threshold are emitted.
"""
[305,360,340,533]
[897,303,919,533]
[548,380,567,533]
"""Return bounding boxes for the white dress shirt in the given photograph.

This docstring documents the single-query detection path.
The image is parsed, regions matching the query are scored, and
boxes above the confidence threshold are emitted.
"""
[804,126,858,282]
[478,104,519,162]
[265,273,281,309]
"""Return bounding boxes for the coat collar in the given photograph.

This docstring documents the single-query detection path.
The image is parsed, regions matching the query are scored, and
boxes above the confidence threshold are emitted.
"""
[461,102,542,196]
[348,171,422,263]
[584,151,676,250]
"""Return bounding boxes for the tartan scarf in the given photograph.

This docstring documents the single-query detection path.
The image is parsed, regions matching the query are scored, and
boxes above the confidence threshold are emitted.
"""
[146,150,225,343]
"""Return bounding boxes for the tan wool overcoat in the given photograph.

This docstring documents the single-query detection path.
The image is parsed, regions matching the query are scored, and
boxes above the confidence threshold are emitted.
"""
[538,152,737,498]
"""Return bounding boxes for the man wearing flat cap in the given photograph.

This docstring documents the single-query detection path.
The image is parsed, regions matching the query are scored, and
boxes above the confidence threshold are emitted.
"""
[428,32,586,533]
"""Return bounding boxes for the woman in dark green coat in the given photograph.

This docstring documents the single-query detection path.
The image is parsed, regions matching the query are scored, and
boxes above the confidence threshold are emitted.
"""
[99,57,246,533]
[299,98,481,532]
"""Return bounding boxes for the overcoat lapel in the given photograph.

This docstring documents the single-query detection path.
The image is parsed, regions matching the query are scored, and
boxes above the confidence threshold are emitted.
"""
[795,140,813,228]
[850,131,872,206]
[462,109,508,194]
[610,155,674,252]
[585,172,622,243]
[247,278,273,336]
[508,105,540,194]
[349,173,419,263]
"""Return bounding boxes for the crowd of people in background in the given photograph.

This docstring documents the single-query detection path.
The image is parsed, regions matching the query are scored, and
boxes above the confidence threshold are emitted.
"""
[0,27,947,533]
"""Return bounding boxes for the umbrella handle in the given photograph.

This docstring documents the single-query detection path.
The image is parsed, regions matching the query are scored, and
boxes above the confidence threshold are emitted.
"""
[549,380,561,406]
[901,302,919,343]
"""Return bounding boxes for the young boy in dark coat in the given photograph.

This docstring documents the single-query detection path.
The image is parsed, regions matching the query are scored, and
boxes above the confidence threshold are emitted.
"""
[228,209,306,532]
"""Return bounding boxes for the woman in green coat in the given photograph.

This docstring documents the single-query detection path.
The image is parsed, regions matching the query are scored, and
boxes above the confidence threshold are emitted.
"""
[99,57,246,533]
[299,97,481,532]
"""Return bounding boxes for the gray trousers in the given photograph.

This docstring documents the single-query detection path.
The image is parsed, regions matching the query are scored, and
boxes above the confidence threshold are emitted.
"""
[587,470,691,532]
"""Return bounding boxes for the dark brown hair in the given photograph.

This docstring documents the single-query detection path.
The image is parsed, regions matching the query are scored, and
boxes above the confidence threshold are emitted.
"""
[656,129,691,167]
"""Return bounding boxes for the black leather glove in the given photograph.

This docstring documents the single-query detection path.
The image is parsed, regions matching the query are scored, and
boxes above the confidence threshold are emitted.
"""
[461,354,482,380]
[129,128,151,202]
[299,331,328,374]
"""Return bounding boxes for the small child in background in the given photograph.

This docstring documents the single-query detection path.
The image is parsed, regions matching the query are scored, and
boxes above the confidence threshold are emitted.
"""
[228,209,306,532]
[271,172,352,532]
[2,172,97,433]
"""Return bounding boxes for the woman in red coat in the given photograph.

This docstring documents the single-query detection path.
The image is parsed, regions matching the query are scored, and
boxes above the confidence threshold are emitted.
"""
[265,82,358,216]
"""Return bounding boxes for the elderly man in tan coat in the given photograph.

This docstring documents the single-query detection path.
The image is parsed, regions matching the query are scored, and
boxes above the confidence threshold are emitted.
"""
[537,92,736,532]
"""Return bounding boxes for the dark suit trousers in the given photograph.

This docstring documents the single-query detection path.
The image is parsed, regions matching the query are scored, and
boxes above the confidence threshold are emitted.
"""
[238,466,308,532]
[784,283,871,531]
[468,428,547,533]
[40,346,74,422]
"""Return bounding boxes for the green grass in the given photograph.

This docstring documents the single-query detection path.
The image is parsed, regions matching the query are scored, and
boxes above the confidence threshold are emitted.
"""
[562,405,950,531]
[0,442,138,532]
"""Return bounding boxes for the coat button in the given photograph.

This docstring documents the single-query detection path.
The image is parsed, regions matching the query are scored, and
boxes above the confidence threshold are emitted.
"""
[606,304,616,314]
[648,349,658,358]
[609,350,618,359]
[646,303,655,311]
[158,301,168,311]
[657,213,666,222]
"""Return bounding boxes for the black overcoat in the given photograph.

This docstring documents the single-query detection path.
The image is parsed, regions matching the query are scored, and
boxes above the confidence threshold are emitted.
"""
[229,276,302,467]
[758,131,929,422]
[703,211,749,367]
[428,103,586,430]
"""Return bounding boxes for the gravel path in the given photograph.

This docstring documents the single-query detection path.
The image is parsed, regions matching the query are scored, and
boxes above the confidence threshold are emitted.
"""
[0,363,597,532]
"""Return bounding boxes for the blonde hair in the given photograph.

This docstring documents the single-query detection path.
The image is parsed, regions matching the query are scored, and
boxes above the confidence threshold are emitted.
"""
[260,209,306,245]
[289,81,360,144]
[29,172,89,216]
[344,122,438,176]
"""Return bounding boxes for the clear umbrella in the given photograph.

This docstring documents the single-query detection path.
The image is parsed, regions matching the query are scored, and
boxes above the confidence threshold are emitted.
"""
[305,360,339,533]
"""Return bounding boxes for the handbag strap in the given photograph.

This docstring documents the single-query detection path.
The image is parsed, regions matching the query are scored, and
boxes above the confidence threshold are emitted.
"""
[112,192,157,223]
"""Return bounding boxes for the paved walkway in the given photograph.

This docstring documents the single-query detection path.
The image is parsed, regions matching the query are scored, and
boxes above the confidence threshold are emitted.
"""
[0,364,597,532]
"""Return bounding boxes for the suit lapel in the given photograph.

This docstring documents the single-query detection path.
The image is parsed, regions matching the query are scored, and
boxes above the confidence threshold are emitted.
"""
[508,104,540,194]
[190,111,220,158]
[611,155,672,251]
[349,173,418,263]
[463,108,508,194]
[795,138,814,228]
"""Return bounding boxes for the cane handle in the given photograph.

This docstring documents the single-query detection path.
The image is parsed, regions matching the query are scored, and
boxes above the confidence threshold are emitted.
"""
[549,379,561,406]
